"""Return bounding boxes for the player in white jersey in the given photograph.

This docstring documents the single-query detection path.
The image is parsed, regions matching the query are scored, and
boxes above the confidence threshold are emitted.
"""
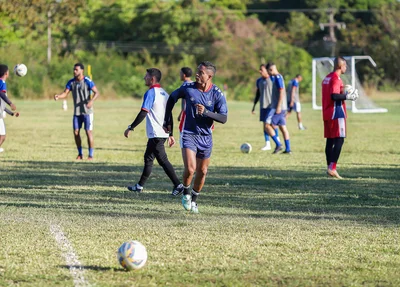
[124,68,183,195]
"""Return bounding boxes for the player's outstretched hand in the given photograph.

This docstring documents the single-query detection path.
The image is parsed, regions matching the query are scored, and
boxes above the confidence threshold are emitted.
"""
[124,129,131,138]
[168,136,176,148]
[10,103,16,111]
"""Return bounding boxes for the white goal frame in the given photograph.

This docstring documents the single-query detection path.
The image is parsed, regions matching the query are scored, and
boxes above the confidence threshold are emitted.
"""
[312,55,388,113]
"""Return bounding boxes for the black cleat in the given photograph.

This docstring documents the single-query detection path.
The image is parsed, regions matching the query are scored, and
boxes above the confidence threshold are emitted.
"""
[171,183,184,196]
[272,146,283,154]
[127,184,143,193]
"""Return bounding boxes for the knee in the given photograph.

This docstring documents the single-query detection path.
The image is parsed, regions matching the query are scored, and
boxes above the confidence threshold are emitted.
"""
[186,166,196,177]
[73,130,80,136]
[197,166,208,178]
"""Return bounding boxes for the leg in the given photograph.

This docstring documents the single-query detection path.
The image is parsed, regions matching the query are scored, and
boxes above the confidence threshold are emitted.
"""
[261,122,271,150]
[325,138,334,166]
[192,157,210,193]
[181,148,197,187]
[138,139,156,187]
[279,125,291,153]
[153,138,180,187]
[331,137,344,166]
[74,129,83,158]
[0,135,6,151]
[85,114,94,158]
[0,119,6,149]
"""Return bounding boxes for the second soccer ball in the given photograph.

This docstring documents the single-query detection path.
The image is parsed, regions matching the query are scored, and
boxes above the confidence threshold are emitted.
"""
[14,64,28,77]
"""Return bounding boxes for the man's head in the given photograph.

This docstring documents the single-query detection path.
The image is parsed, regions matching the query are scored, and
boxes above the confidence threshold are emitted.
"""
[296,74,303,82]
[266,62,278,76]
[73,63,84,78]
[195,61,216,85]
[144,68,162,87]
[180,67,192,81]
[334,57,347,74]
[0,64,9,79]
[259,64,269,78]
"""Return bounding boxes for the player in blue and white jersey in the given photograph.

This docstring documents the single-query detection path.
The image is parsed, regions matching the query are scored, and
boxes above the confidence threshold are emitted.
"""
[124,68,183,195]
[54,63,100,160]
[266,62,291,154]
[252,64,280,151]
[163,61,228,213]
[0,64,20,154]
[286,74,306,130]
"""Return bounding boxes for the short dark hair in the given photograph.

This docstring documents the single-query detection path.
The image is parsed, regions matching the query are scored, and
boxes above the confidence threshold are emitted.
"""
[181,67,192,77]
[146,68,162,83]
[296,74,302,78]
[74,63,84,70]
[265,62,274,70]
[199,61,216,76]
[0,64,9,77]
[259,64,265,69]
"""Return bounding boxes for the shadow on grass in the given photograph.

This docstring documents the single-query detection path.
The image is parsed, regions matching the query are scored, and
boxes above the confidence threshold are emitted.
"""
[58,265,125,272]
[0,160,399,225]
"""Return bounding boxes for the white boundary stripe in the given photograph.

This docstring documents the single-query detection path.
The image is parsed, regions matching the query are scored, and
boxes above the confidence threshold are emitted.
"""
[50,224,89,287]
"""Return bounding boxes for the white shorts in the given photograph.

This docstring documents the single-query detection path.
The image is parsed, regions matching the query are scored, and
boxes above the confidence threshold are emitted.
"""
[0,118,5,135]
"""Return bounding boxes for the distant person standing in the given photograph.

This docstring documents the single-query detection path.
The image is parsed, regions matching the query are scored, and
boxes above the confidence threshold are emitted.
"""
[266,62,291,154]
[54,63,100,160]
[124,68,183,195]
[177,67,193,133]
[252,64,280,151]
[0,64,20,153]
[322,57,358,179]
[286,74,307,130]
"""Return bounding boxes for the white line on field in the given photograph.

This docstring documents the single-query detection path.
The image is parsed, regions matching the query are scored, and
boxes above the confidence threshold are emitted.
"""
[50,224,89,287]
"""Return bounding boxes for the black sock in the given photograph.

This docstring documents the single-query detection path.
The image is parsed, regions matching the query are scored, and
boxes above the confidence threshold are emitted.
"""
[191,189,199,203]
[183,185,191,195]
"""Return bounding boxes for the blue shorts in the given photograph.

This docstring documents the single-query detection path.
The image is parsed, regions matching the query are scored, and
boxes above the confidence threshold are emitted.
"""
[260,108,272,122]
[73,114,93,131]
[271,110,287,126]
[265,108,276,125]
[180,133,213,159]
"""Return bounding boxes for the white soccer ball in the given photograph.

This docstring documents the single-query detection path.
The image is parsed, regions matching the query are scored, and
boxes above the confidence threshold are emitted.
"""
[240,143,252,154]
[117,240,147,270]
[14,64,28,77]
[344,84,355,95]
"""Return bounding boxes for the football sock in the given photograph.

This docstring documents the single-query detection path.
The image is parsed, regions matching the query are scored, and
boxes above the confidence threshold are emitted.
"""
[264,130,270,142]
[329,162,337,170]
[191,189,199,203]
[183,185,191,195]
[89,148,94,158]
[284,139,291,152]
[77,146,83,155]
[274,128,279,139]
[272,135,281,146]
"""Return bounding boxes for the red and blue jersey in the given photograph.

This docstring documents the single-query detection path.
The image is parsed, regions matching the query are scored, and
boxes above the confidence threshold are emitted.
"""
[322,72,347,121]
[170,82,227,136]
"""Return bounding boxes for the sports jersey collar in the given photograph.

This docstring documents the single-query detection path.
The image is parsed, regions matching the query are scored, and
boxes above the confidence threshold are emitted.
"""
[197,83,213,93]
[149,84,161,89]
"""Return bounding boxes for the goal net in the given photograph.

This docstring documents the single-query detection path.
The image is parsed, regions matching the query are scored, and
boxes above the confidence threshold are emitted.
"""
[312,56,388,113]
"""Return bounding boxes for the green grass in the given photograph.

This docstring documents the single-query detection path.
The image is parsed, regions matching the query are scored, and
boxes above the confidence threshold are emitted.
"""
[0,96,399,286]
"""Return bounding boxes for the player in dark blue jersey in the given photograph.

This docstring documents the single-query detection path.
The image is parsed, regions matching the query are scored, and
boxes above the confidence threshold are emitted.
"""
[163,61,228,213]
[0,64,20,153]
[54,63,100,160]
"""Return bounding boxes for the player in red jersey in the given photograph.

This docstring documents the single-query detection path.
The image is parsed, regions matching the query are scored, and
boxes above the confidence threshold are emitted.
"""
[322,57,359,179]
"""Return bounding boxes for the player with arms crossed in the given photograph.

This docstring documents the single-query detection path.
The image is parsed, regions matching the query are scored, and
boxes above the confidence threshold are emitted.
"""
[163,61,228,213]
[124,68,183,195]
[265,62,291,154]
[252,64,280,151]
[322,57,359,179]
[54,63,100,160]
[286,74,307,130]
[0,64,20,153]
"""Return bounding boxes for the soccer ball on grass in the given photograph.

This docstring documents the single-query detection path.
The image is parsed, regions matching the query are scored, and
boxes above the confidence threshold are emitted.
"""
[117,240,147,270]
[14,64,28,77]
[240,143,252,153]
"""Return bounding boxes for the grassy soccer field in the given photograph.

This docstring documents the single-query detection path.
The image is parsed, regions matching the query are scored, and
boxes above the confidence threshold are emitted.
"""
[0,95,399,287]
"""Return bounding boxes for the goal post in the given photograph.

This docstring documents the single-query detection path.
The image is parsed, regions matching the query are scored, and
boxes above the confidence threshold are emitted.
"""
[312,55,388,113]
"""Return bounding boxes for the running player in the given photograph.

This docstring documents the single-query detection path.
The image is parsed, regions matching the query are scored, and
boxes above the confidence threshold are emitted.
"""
[286,74,307,130]
[163,61,228,213]
[0,64,19,153]
[124,68,183,195]
[266,62,291,154]
[252,64,280,151]
[322,57,359,179]
[54,63,99,160]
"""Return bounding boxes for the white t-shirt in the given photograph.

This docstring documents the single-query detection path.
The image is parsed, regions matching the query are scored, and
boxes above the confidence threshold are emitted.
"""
[141,84,170,139]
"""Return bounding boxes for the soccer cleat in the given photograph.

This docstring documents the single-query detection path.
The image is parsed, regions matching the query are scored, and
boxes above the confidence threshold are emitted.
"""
[272,146,283,154]
[190,202,199,214]
[182,194,192,211]
[127,183,144,193]
[299,126,307,130]
[282,150,292,154]
[327,169,343,179]
[87,156,94,161]
[0,147,4,153]
[171,183,184,196]
[261,142,271,151]
[76,154,83,160]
